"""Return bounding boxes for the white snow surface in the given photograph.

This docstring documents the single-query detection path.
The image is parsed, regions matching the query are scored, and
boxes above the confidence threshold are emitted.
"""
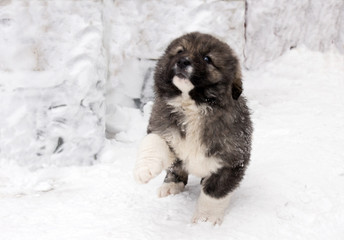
[1,47,344,239]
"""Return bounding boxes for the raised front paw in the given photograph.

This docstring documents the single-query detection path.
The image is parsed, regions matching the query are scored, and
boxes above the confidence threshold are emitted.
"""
[134,134,174,184]
[134,160,163,184]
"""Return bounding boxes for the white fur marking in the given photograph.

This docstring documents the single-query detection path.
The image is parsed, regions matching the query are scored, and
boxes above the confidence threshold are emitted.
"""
[134,134,175,184]
[192,190,232,225]
[166,96,220,178]
[172,76,194,94]
[158,182,185,198]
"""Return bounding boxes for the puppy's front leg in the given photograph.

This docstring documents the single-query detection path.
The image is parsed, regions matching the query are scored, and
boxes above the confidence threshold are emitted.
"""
[158,159,188,197]
[192,166,245,225]
[134,133,175,184]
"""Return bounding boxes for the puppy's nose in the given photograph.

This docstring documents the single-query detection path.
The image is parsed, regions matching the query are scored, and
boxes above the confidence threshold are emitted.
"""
[177,57,191,69]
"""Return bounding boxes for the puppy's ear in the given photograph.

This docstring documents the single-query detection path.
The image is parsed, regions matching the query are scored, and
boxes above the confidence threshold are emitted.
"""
[232,70,243,100]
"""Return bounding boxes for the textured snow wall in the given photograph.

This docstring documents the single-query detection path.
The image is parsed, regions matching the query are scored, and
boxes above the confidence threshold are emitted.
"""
[0,1,106,168]
[1,0,343,166]
[103,0,245,136]
[245,0,344,69]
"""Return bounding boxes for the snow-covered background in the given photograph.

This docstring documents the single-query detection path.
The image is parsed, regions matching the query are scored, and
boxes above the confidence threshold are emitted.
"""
[245,0,344,69]
[0,0,106,168]
[1,0,343,239]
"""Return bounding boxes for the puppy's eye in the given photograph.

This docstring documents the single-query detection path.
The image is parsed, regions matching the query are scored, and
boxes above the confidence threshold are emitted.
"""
[204,56,212,64]
[177,49,184,54]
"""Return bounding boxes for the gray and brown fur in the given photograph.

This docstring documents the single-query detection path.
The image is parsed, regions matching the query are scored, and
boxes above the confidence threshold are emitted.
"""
[148,32,253,199]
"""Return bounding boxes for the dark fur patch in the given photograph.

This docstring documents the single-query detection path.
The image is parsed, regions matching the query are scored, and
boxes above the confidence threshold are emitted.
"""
[147,100,186,138]
[232,83,242,100]
[203,165,246,198]
[164,159,188,185]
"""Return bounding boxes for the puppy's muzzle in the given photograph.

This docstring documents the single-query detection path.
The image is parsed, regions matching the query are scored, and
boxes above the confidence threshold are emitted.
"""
[177,57,191,69]
[174,57,192,79]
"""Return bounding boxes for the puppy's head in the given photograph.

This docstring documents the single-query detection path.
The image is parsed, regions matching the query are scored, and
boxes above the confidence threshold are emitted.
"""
[154,32,242,106]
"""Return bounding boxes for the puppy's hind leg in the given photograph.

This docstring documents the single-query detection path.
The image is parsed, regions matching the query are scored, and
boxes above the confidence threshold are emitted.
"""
[192,189,231,225]
[158,159,188,197]
[192,166,245,225]
[134,134,175,184]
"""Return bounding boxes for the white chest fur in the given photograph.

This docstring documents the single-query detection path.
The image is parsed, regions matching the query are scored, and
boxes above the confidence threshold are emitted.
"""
[165,94,221,178]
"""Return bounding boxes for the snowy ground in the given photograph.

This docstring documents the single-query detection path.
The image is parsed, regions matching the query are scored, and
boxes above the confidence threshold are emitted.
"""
[1,47,343,239]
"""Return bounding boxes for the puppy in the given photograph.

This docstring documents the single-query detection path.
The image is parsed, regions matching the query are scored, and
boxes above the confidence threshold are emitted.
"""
[134,32,253,225]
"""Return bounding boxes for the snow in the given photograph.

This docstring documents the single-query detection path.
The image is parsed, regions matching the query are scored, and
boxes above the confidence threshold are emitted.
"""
[245,0,344,69]
[1,0,344,239]
[0,0,106,167]
[1,47,344,239]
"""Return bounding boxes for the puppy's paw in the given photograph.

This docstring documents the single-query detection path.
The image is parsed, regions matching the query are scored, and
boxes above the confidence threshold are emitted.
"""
[134,134,174,184]
[191,211,224,225]
[158,182,185,198]
[134,161,163,184]
[191,190,231,225]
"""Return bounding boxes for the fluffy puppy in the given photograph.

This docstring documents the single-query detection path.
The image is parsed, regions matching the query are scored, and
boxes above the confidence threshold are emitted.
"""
[134,32,253,225]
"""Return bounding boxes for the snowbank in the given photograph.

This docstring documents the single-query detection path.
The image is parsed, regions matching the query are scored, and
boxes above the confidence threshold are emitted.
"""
[0,1,106,167]
[245,0,344,69]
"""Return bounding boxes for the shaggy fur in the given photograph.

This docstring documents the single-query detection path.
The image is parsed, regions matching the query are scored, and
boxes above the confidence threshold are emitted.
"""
[135,32,253,224]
